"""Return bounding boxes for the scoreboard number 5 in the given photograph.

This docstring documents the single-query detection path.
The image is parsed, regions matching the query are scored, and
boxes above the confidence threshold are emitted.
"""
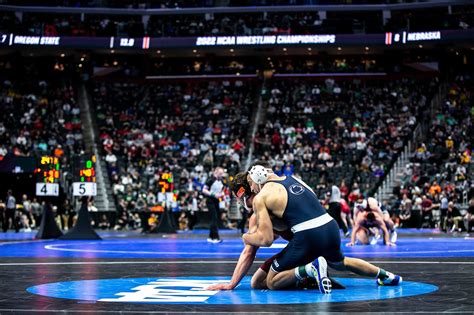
[73,182,97,196]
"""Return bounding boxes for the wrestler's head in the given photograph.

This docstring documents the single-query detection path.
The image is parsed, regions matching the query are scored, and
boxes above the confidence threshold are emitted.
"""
[247,160,273,194]
[230,172,254,211]
[366,212,376,222]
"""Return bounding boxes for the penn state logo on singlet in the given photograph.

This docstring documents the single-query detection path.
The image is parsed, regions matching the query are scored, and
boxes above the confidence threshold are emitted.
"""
[289,184,305,195]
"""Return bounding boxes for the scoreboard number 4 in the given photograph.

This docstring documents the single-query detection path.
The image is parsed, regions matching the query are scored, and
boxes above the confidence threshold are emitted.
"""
[36,183,59,196]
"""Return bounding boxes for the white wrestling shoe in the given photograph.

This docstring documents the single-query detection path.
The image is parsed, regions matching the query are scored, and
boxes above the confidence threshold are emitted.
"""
[390,230,398,243]
[370,233,381,245]
[310,256,332,294]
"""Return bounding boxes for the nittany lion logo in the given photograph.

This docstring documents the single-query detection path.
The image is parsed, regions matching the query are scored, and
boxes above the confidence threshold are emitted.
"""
[289,184,305,195]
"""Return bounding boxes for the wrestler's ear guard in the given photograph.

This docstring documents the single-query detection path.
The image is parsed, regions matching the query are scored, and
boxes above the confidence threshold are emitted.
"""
[230,172,252,211]
[248,165,269,185]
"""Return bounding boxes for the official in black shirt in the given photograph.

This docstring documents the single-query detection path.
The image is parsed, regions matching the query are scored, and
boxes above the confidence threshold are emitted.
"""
[202,167,225,243]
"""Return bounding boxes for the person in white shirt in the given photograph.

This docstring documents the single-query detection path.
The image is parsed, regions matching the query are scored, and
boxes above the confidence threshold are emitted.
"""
[327,179,349,237]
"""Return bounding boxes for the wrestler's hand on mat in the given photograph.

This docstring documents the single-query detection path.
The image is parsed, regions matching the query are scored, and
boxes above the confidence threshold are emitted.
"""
[346,242,354,247]
[206,283,234,291]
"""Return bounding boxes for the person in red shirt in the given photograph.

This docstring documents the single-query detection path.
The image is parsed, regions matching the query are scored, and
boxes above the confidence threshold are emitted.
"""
[232,139,245,152]
[339,180,349,199]
[420,195,438,228]
[340,198,353,232]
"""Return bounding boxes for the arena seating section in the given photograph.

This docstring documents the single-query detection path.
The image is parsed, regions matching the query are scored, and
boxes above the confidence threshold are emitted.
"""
[92,79,256,214]
[253,78,436,199]
[392,74,473,228]
[0,63,84,173]
[0,0,472,232]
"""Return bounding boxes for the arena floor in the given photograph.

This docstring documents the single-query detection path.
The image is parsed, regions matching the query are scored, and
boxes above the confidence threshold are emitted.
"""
[0,229,473,314]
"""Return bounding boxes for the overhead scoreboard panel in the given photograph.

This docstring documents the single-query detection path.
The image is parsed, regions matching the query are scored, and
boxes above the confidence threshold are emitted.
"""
[35,156,60,196]
[73,155,97,196]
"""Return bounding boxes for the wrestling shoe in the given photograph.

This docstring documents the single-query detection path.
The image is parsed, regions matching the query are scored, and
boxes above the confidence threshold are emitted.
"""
[369,233,381,245]
[297,276,345,290]
[310,256,332,294]
[377,271,402,286]
[390,230,398,243]
[207,238,223,244]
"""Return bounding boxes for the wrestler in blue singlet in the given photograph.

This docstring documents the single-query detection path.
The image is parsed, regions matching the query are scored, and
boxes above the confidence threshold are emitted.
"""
[268,176,345,273]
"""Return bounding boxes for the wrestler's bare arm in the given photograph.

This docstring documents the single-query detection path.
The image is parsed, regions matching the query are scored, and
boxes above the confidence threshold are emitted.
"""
[347,213,365,246]
[374,212,394,246]
[207,214,259,290]
[242,194,274,247]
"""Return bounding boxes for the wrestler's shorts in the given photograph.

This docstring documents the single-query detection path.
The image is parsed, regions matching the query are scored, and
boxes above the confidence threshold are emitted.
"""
[270,219,344,273]
[260,253,282,273]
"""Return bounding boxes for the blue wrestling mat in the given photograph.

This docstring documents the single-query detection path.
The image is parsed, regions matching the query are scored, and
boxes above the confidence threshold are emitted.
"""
[1,236,473,259]
[0,228,442,241]
[26,276,438,304]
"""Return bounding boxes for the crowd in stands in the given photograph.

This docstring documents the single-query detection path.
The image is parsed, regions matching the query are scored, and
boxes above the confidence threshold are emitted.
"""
[0,60,87,232]
[0,63,84,171]
[0,5,472,38]
[390,73,473,233]
[253,77,436,203]
[93,78,255,229]
[0,189,79,233]
[0,54,472,236]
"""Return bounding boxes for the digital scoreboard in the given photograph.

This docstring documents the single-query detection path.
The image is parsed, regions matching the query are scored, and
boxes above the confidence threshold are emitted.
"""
[157,172,177,208]
[35,156,60,196]
[73,155,97,196]
[158,172,174,194]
